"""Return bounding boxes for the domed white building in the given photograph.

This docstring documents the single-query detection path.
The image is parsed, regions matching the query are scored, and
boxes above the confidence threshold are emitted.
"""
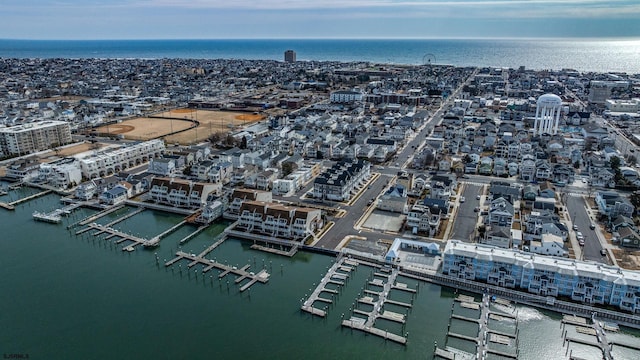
[533,94,562,136]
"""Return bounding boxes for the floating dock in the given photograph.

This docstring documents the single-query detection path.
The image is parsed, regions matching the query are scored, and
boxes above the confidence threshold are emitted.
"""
[341,264,416,345]
[33,202,83,223]
[444,294,520,359]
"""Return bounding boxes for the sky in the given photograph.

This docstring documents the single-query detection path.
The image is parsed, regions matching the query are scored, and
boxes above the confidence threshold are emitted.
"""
[2,0,640,40]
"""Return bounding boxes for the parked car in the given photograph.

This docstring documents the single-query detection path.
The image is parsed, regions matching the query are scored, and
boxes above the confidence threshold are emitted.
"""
[460,196,465,203]
[573,224,578,231]
[600,249,607,256]
[590,223,596,230]
[476,195,481,200]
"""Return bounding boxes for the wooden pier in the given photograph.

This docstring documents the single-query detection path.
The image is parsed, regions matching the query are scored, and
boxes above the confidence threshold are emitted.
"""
[445,294,520,360]
[0,190,52,211]
[33,202,83,223]
[301,256,357,318]
[250,243,299,257]
[341,317,407,345]
[82,222,152,250]
[144,220,187,247]
[178,224,209,244]
[341,265,415,345]
[102,207,145,227]
[165,250,269,292]
[75,205,125,228]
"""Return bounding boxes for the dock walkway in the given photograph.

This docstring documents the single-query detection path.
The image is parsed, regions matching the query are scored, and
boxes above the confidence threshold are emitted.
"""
[341,264,416,345]
[0,190,52,211]
[82,222,151,250]
[75,205,126,228]
[302,256,355,317]
[33,202,83,223]
[445,294,519,360]
[164,249,269,292]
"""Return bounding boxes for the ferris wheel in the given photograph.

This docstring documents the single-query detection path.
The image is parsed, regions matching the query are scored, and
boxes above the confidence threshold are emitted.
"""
[422,53,436,67]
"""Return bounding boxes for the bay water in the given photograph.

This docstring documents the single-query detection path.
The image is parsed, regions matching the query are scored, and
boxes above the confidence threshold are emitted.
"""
[1,188,639,359]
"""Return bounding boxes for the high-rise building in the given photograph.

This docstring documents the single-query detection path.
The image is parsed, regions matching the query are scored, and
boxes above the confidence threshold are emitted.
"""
[533,94,562,136]
[0,120,72,157]
[284,50,296,63]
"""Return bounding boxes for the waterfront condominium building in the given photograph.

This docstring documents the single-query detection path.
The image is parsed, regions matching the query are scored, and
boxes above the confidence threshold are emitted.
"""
[442,240,640,313]
[78,139,165,179]
[0,120,72,157]
[284,50,296,63]
[236,200,323,240]
[149,177,220,209]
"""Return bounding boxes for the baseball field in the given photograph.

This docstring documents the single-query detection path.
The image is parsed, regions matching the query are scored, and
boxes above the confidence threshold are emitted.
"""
[94,109,265,145]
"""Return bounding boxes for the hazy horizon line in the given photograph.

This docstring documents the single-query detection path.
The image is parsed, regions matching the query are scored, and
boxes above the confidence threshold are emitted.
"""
[2,36,640,42]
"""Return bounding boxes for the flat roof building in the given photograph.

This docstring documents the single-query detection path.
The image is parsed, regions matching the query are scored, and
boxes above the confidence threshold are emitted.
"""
[0,120,72,157]
[284,50,296,63]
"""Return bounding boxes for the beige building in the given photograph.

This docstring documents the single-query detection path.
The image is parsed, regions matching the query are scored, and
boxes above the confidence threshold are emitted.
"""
[0,120,72,157]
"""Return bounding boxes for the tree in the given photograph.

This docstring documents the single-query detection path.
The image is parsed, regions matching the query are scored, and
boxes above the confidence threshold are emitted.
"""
[610,155,621,171]
[208,131,223,144]
[282,162,297,177]
[224,134,236,147]
[630,191,640,215]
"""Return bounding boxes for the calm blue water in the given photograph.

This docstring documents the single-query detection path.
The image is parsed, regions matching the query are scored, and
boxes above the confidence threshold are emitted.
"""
[1,187,639,359]
[0,38,639,73]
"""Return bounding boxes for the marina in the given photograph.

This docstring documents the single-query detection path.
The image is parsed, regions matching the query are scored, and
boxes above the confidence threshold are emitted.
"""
[0,189,52,210]
[2,192,640,359]
[301,257,358,318]
[32,202,83,223]
[163,234,270,292]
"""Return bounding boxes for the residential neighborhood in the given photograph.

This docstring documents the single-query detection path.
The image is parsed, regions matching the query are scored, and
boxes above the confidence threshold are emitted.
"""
[2,57,640,315]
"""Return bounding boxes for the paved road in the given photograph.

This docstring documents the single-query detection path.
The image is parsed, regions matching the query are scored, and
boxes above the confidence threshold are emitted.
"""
[313,173,396,249]
[310,69,479,250]
[450,184,483,242]
[566,195,609,264]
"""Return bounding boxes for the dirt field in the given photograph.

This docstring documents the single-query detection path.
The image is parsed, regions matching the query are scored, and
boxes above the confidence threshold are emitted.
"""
[94,117,194,140]
[95,109,265,145]
[37,142,106,160]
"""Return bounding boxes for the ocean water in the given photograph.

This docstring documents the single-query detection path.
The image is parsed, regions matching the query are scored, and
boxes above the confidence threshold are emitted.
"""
[0,38,639,73]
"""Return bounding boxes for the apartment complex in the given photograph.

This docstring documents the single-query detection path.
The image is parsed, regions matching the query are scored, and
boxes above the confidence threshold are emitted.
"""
[149,177,220,209]
[0,120,72,157]
[236,200,322,240]
[313,159,370,201]
[78,139,165,179]
[442,240,640,313]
